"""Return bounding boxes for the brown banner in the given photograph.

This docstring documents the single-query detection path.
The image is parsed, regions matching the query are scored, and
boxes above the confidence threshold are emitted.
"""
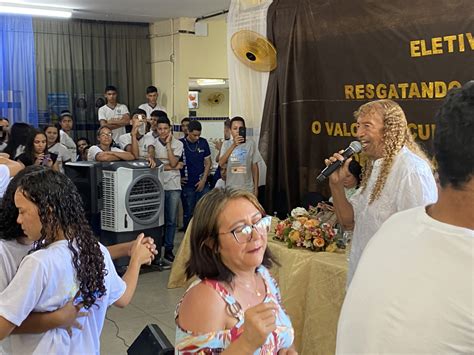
[260,0,474,215]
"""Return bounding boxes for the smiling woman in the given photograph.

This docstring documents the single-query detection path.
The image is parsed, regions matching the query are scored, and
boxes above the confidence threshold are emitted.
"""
[175,188,297,354]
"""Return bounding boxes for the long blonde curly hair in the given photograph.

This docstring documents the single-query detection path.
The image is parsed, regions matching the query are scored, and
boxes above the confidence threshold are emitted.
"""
[356,99,431,204]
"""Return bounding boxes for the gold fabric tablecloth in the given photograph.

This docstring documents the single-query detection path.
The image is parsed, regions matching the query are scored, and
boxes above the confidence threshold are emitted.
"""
[167,219,348,355]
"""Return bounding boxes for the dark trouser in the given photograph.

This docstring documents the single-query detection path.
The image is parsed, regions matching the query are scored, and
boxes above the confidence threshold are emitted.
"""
[164,190,181,253]
[181,184,210,231]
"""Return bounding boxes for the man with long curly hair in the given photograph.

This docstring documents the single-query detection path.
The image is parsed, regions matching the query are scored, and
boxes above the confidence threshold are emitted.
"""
[336,81,474,354]
[326,99,437,285]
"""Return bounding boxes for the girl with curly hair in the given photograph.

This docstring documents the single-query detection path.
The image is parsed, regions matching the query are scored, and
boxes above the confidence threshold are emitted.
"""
[326,99,437,286]
[0,167,154,353]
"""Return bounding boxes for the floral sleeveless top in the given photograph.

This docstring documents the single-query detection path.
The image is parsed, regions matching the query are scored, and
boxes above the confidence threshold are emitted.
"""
[175,266,294,354]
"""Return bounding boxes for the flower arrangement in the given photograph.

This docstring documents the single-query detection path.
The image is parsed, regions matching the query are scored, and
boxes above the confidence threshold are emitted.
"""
[274,206,341,252]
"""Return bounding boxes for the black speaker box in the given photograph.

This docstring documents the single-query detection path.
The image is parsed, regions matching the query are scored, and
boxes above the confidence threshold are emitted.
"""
[64,161,103,214]
[127,324,174,355]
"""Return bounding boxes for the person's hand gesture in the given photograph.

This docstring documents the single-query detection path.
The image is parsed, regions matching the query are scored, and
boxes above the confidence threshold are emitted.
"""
[131,115,141,135]
[233,135,245,147]
[240,302,278,351]
[214,139,223,151]
[127,234,157,258]
[57,293,88,337]
[165,133,172,144]
[324,150,352,186]
[35,153,45,166]
[278,348,298,355]
[195,178,206,192]
[147,156,156,168]
[129,233,155,265]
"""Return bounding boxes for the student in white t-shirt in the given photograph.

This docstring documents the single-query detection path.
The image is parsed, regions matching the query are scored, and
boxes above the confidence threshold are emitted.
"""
[148,114,183,262]
[214,164,227,189]
[58,110,77,162]
[0,166,88,354]
[0,168,155,354]
[336,81,474,354]
[219,116,261,196]
[138,85,166,118]
[0,155,22,199]
[88,126,135,162]
[0,117,9,153]
[43,124,70,173]
[98,85,130,142]
[117,108,156,168]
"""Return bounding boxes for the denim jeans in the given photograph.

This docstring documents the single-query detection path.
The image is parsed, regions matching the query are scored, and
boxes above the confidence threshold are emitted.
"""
[164,190,181,253]
[181,184,210,231]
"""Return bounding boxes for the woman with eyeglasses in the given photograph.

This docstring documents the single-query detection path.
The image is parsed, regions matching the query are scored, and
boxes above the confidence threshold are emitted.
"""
[175,188,296,354]
[87,126,134,162]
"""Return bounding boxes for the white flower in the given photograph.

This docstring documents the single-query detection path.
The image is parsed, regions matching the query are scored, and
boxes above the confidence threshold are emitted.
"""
[292,221,302,231]
[303,240,313,248]
[291,207,308,218]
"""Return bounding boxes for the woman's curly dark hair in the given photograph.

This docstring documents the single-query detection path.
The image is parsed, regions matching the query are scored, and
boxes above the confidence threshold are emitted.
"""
[0,165,45,241]
[16,168,107,309]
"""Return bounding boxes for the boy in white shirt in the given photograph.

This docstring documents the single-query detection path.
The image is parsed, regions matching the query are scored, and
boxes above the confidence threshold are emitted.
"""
[58,111,77,162]
[117,109,156,168]
[147,114,183,262]
[138,85,166,118]
[98,85,130,142]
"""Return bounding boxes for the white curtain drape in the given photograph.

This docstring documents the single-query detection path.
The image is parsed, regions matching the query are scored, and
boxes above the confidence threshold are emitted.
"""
[227,0,273,186]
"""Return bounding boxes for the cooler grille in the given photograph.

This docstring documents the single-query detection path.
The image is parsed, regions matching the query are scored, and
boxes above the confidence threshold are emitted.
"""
[101,171,116,229]
[127,176,162,224]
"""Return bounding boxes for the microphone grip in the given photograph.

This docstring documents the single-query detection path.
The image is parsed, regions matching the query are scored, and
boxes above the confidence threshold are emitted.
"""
[316,160,344,182]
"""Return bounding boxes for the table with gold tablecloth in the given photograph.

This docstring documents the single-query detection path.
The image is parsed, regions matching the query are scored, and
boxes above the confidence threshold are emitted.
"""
[168,219,348,355]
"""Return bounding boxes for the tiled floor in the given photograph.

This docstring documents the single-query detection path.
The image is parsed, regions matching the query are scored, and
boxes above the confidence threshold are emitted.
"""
[100,232,185,354]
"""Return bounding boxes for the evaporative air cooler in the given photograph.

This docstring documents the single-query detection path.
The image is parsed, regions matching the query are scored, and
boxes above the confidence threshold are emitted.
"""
[100,161,165,267]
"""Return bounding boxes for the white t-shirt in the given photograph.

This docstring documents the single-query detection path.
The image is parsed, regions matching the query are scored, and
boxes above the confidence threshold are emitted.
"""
[59,130,77,162]
[117,133,149,159]
[0,239,32,354]
[0,164,10,199]
[138,103,166,118]
[347,147,437,286]
[336,206,474,354]
[87,145,125,162]
[151,136,183,190]
[48,142,71,173]
[98,103,130,142]
[215,178,226,189]
[221,138,262,192]
[0,241,126,355]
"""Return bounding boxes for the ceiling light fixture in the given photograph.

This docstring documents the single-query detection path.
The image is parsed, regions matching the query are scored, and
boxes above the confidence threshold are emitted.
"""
[196,79,226,86]
[0,4,72,18]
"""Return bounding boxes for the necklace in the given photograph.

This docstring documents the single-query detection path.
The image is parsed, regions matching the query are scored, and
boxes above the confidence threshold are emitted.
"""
[184,138,200,153]
[235,274,262,297]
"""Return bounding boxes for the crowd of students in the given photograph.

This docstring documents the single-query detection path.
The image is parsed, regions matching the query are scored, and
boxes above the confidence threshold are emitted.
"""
[1,81,471,354]
[0,84,265,263]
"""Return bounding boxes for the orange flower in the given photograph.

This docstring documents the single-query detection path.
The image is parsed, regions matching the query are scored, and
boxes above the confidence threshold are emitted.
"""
[313,237,325,248]
[304,231,313,240]
[304,218,319,229]
[297,216,308,224]
[289,230,301,242]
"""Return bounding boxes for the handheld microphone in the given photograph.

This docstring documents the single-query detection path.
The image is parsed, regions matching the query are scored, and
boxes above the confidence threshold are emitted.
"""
[316,141,362,182]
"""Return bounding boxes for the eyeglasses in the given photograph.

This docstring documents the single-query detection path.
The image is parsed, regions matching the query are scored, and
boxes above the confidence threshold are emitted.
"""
[100,133,113,137]
[220,215,272,244]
